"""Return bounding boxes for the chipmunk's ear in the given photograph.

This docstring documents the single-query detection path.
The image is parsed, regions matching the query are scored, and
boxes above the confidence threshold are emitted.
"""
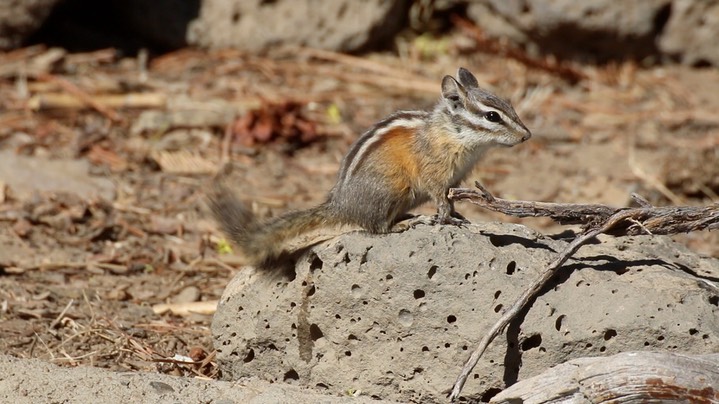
[441,75,468,111]
[457,67,479,89]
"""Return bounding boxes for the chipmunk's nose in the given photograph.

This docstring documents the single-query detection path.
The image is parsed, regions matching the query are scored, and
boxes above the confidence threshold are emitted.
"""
[522,130,532,142]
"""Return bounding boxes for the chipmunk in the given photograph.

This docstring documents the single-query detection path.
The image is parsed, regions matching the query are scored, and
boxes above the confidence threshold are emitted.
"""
[209,67,531,268]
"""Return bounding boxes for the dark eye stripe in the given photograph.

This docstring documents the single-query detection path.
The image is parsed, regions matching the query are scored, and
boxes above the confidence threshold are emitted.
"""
[466,101,506,123]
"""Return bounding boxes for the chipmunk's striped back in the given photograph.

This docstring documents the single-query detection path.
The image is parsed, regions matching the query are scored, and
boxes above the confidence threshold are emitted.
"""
[336,110,428,187]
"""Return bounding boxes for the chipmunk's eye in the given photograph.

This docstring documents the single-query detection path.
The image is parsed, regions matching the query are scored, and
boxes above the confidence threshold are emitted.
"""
[484,111,501,123]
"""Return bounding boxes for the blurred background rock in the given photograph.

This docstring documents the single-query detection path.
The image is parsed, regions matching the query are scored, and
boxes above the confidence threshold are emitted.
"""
[2,0,718,65]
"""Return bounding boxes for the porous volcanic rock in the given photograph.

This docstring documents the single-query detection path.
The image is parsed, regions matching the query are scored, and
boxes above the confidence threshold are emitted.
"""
[213,222,719,403]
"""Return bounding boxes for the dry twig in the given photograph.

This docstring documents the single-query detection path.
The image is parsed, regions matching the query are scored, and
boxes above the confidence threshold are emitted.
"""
[27,92,166,112]
[34,73,123,122]
[447,182,718,401]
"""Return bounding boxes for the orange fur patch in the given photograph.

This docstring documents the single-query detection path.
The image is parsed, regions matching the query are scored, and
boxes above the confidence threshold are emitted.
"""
[371,127,419,193]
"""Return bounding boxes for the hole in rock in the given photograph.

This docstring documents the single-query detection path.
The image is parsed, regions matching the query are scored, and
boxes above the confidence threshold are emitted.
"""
[413,289,425,299]
[555,315,566,331]
[243,349,255,363]
[283,369,299,381]
[306,285,316,297]
[488,234,512,247]
[709,295,719,306]
[520,334,542,351]
[398,309,413,327]
[446,315,457,324]
[506,261,516,275]
[689,328,698,336]
[348,334,358,340]
[345,351,352,356]
[422,346,429,352]
[603,329,617,341]
[494,290,501,299]
[481,387,502,401]
[310,255,323,271]
[310,324,323,341]
[427,265,438,279]
[494,304,503,313]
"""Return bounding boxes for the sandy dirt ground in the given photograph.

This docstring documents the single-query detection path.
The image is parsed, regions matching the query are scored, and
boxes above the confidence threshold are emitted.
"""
[1,33,718,401]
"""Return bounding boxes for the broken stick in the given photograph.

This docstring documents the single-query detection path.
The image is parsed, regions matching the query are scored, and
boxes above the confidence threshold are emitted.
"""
[446,182,718,401]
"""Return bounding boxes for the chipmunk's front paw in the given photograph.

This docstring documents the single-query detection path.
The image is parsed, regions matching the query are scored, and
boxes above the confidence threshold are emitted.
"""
[403,213,470,229]
[437,215,470,227]
[406,215,436,229]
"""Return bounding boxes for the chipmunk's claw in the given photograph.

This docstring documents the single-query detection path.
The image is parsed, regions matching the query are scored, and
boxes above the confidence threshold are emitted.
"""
[437,215,470,227]
[406,215,436,228]
[405,214,470,229]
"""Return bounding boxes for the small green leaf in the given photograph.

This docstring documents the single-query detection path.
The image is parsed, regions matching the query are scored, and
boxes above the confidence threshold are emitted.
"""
[326,103,342,125]
[217,238,233,254]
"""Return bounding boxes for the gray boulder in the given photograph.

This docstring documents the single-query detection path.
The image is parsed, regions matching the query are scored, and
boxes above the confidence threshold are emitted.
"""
[0,0,60,50]
[187,0,410,52]
[212,222,719,403]
[466,0,672,62]
[659,0,719,66]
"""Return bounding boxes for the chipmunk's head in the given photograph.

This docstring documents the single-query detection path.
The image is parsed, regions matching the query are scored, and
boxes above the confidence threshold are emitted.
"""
[440,67,531,147]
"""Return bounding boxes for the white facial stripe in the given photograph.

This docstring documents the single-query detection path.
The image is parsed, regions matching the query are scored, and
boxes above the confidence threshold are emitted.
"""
[343,117,425,181]
[458,108,498,128]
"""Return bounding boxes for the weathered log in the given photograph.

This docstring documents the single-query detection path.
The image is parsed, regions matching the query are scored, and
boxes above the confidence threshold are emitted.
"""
[491,352,719,403]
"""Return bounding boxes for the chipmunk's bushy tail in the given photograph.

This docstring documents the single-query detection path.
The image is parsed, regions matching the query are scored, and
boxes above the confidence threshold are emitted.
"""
[207,184,339,268]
